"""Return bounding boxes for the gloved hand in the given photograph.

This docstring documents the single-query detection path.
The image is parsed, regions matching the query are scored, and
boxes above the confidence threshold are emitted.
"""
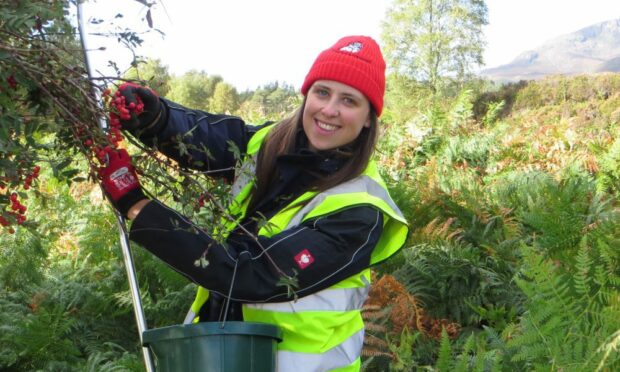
[115,82,162,131]
[99,148,148,217]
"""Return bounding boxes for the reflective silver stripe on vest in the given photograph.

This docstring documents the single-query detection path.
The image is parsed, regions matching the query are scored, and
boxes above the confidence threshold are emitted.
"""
[231,154,257,197]
[285,174,404,229]
[277,328,364,372]
[246,285,369,312]
[183,309,196,324]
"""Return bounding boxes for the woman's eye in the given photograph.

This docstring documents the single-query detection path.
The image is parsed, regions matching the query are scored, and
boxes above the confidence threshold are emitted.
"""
[316,89,329,96]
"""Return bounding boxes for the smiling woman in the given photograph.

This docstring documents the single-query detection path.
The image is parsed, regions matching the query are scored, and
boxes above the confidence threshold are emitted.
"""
[97,35,408,372]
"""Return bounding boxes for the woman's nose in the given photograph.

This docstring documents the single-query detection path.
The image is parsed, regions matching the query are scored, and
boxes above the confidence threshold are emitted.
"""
[321,98,339,117]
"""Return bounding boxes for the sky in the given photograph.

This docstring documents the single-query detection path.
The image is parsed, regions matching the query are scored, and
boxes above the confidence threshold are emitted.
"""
[82,0,620,91]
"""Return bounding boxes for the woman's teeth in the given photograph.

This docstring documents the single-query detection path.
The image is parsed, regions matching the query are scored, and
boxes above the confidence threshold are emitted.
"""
[317,121,338,131]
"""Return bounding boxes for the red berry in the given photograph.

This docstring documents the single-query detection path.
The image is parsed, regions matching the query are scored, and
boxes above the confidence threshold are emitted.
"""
[197,194,207,208]
[6,75,17,89]
[8,227,15,234]
[109,114,120,127]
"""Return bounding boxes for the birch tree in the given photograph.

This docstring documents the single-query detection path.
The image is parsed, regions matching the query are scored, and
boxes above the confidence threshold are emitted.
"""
[382,0,488,94]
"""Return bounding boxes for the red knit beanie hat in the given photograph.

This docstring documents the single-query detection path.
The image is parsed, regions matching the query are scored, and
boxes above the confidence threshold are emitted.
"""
[301,35,386,116]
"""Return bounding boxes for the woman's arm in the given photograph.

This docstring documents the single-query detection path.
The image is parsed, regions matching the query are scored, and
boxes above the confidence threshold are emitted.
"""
[132,98,270,181]
[129,199,383,302]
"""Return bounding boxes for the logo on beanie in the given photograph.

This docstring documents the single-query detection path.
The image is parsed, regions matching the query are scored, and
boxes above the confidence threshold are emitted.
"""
[340,42,363,53]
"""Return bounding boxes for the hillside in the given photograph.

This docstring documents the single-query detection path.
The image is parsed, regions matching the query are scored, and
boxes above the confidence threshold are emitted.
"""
[481,18,620,81]
[371,72,620,369]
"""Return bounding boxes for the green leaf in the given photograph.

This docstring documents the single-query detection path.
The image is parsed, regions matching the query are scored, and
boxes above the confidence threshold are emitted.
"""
[61,169,79,179]
[56,158,72,171]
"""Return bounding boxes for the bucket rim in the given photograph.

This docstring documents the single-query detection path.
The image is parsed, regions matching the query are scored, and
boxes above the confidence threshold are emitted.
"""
[142,321,283,345]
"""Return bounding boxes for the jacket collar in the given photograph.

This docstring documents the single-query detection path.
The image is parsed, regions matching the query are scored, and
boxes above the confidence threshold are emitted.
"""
[276,129,350,175]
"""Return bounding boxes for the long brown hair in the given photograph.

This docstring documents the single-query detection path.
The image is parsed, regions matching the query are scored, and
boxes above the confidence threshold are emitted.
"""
[246,98,379,213]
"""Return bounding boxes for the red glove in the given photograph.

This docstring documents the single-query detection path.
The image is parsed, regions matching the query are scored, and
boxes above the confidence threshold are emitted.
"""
[99,149,147,216]
[115,82,162,132]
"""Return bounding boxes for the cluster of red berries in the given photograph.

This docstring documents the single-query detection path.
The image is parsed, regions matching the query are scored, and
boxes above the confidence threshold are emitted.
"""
[0,164,41,233]
[9,193,26,217]
[78,86,145,165]
[0,216,13,234]
[94,145,117,164]
[74,125,93,150]
[101,87,144,152]
[1,193,27,234]
[23,165,40,190]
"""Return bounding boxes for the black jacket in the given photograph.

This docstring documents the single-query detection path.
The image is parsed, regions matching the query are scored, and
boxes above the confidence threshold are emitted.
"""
[128,99,384,317]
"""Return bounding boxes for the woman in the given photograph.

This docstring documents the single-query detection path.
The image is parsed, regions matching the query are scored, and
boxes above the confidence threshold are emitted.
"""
[100,35,408,372]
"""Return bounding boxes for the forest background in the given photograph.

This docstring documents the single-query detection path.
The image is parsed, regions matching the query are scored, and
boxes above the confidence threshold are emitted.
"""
[1,1,619,371]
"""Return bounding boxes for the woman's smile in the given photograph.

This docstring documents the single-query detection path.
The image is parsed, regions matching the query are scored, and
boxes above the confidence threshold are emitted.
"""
[315,119,340,133]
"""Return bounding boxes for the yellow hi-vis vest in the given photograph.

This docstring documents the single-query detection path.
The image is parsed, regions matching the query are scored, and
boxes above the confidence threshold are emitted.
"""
[186,126,409,371]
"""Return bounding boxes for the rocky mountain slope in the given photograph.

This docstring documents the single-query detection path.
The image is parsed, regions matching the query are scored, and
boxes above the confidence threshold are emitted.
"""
[481,18,620,81]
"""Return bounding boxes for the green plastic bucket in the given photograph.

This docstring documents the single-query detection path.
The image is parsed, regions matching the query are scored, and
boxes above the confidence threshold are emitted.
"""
[142,322,282,372]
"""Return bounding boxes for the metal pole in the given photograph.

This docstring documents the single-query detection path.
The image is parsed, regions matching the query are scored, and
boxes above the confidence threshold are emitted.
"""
[76,2,156,371]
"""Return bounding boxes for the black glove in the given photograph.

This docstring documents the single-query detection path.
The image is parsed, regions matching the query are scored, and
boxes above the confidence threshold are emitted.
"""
[115,82,163,132]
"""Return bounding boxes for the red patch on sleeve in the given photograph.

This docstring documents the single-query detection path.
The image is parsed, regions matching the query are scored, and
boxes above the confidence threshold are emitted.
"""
[294,249,315,269]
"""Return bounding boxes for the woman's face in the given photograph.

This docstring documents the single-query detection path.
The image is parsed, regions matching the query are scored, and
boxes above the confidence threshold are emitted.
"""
[302,80,371,152]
